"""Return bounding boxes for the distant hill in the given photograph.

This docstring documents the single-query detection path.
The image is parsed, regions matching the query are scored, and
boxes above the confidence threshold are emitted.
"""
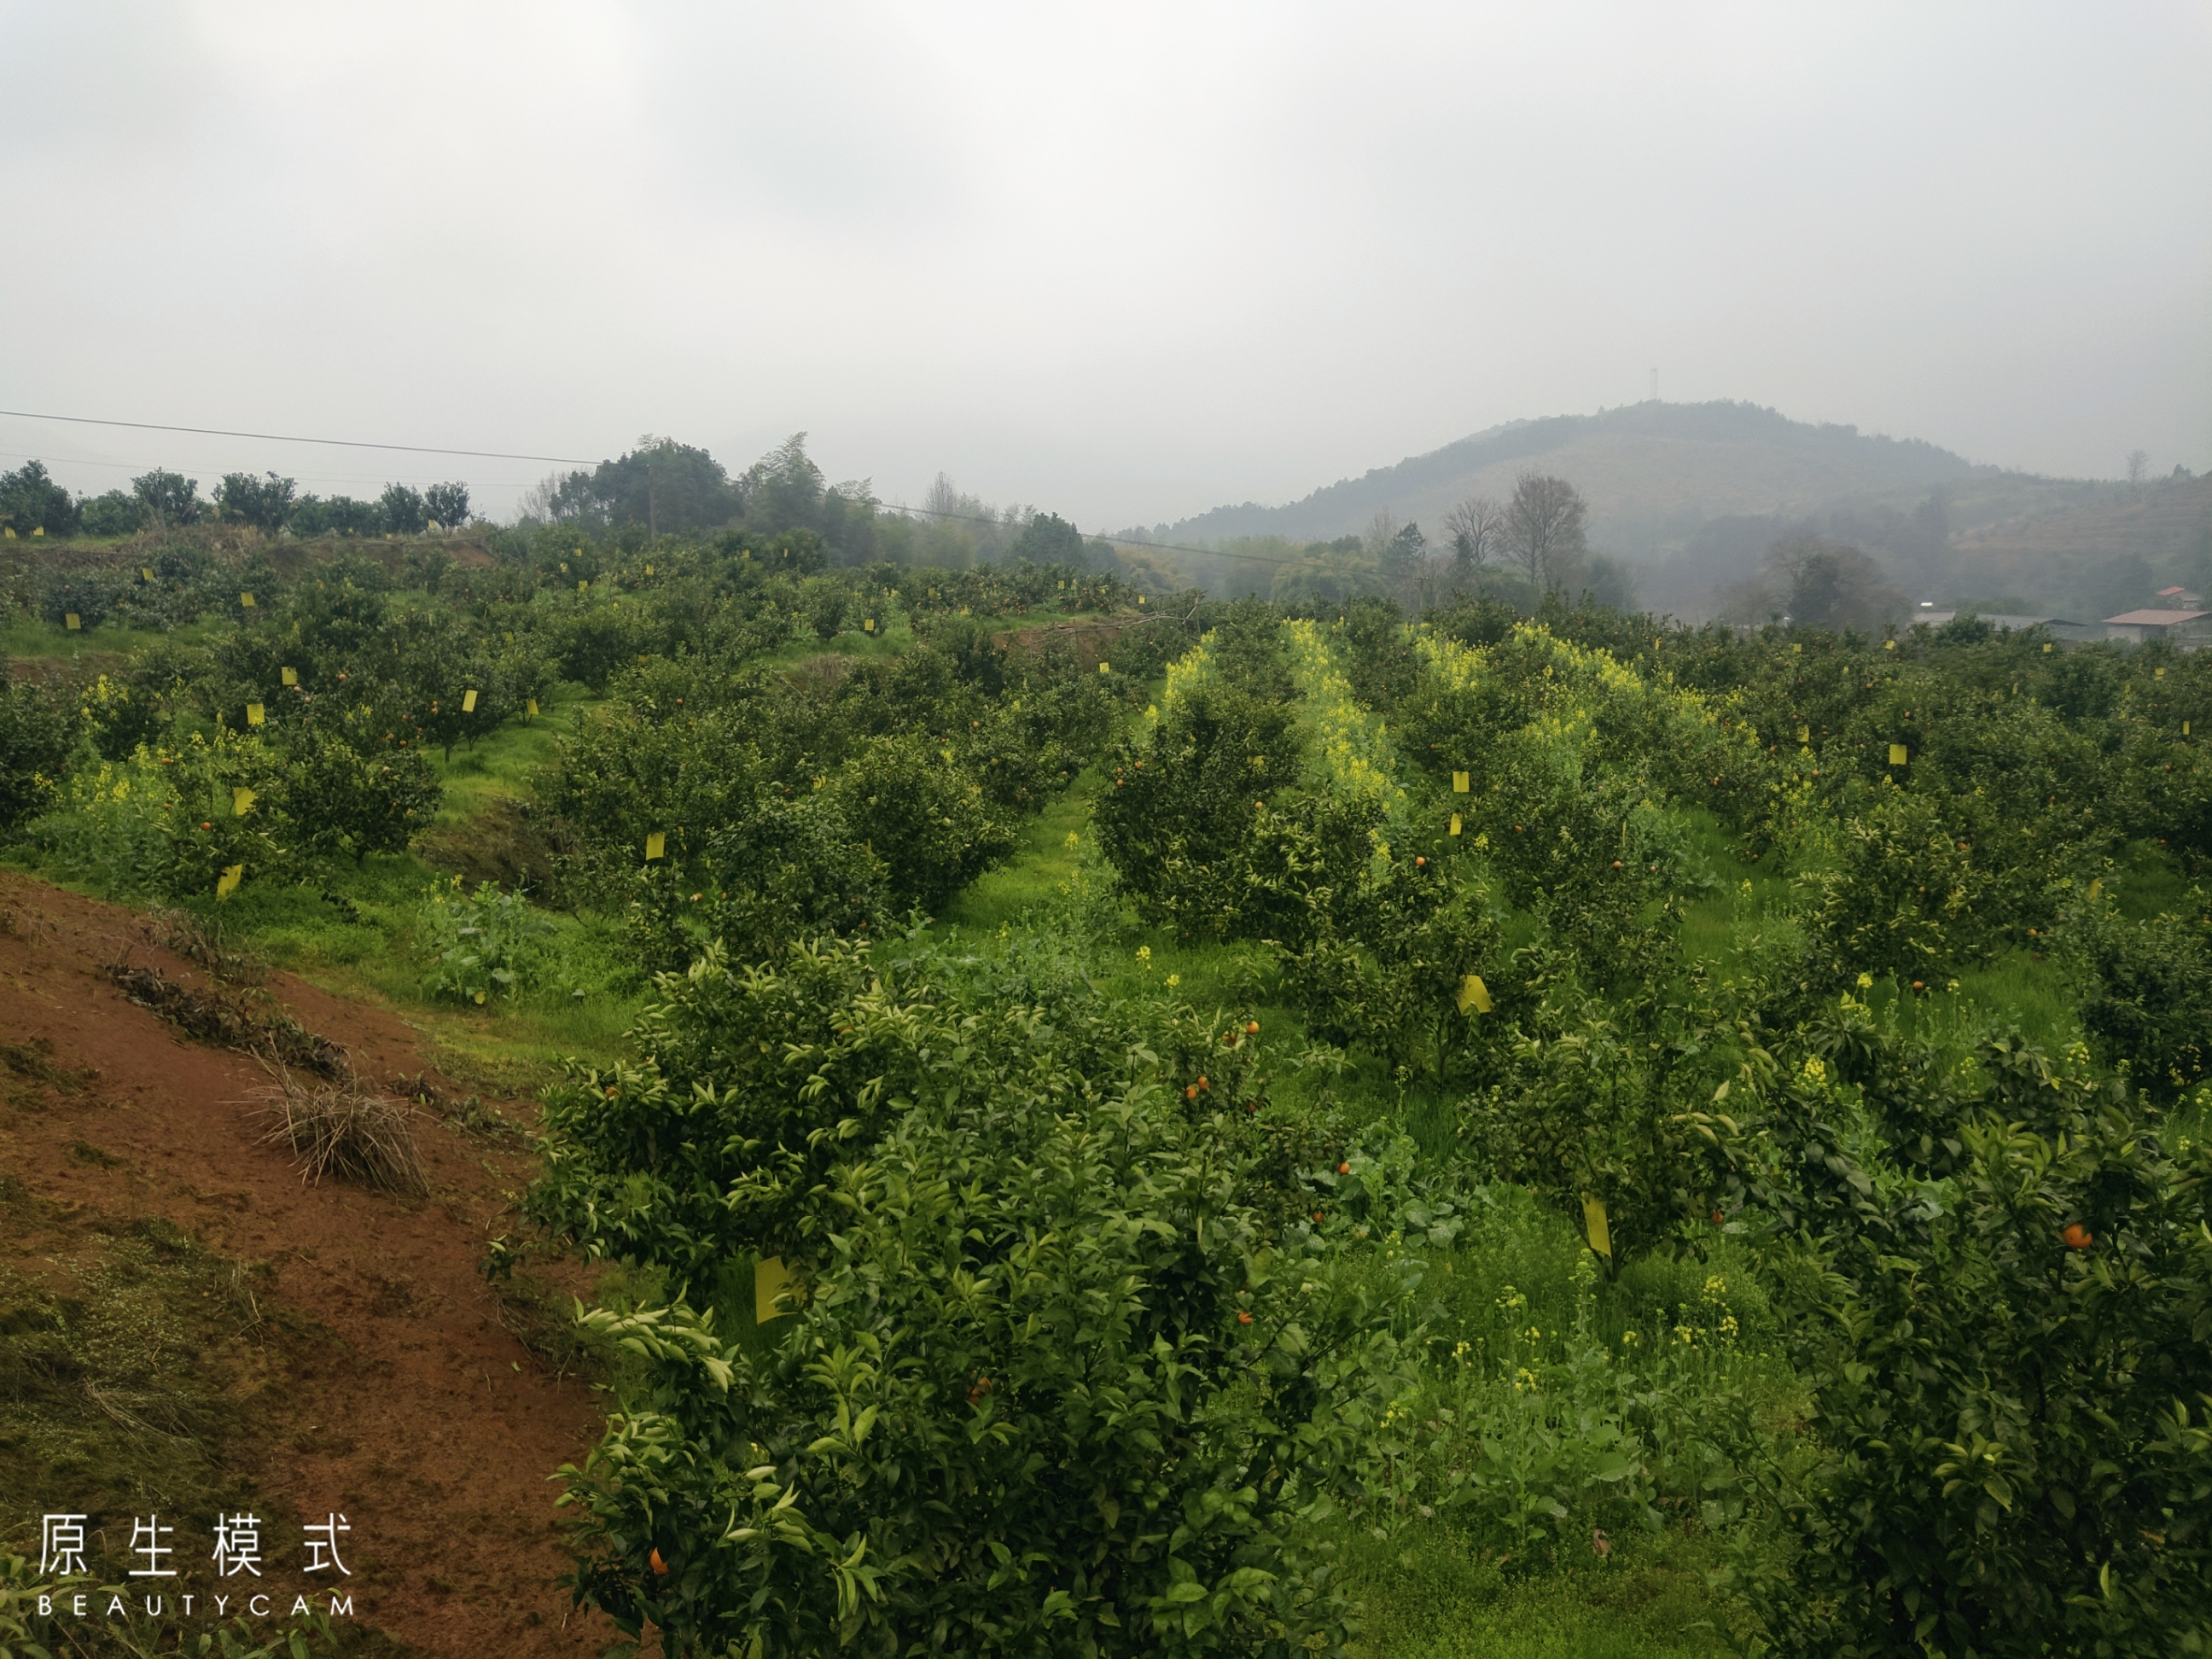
[1152,401,2203,620]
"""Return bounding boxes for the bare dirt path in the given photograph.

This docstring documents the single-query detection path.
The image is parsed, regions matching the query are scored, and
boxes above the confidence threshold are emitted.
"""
[0,871,620,1656]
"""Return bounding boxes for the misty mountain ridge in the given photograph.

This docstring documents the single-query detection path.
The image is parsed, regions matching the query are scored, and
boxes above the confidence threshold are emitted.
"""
[1151,400,2209,622]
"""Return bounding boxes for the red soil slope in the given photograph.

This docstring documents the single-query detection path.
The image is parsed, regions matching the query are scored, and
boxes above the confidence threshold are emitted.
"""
[0,872,620,1656]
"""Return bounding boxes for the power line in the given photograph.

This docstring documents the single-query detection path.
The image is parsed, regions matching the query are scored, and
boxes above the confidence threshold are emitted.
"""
[0,408,591,466]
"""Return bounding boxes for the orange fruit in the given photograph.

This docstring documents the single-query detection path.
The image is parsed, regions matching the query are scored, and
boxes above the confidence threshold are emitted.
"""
[649,1548,669,1575]
[1237,1311,1253,1324]
[2062,1223,2093,1250]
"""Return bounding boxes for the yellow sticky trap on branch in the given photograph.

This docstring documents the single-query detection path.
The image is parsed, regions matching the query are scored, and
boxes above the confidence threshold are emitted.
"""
[578,579,588,593]
[1456,974,1492,1015]
[1449,813,1462,836]
[1581,1194,1613,1258]
[64,613,80,630]
[2156,667,2166,678]
[645,832,666,862]
[755,1256,793,1323]
[1452,771,1470,793]
[527,698,539,717]
[863,618,876,632]
[2186,721,2192,736]
[216,864,244,900]
[231,786,256,817]
[1798,725,1810,743]
[1098,661,1110,674]
[246,703,265,726]
[142,567,154,581]
[1883,638,1895,650]
[643,563,655,576]
[2088,877,2103,902]
[281,667,298,686]
[240,591,255,607]
[462,689,478,713]
[1888,743,1908,765]
[2043,642,2053,653]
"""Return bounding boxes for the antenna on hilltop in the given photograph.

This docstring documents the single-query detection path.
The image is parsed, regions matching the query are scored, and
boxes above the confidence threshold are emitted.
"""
[1649,368,1658,404]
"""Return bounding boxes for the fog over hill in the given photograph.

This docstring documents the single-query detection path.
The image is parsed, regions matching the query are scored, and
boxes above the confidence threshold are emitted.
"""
[1144,401,2208,621]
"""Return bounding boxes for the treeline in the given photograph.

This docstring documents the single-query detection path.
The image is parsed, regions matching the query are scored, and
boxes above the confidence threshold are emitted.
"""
[0,458,474,541]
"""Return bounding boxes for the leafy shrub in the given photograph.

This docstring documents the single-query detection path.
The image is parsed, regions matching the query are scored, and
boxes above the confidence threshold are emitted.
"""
[419,877,554,1004]
[0,674,78,828]
[38,569,121,631]
[23,733,287,898]
[1732,1080,2212,1657]
[2062,894,2212,1103]
[286,723,442,864]
[829,733,1018,914]
[535,936,1386,1658]
[623,792,887,973]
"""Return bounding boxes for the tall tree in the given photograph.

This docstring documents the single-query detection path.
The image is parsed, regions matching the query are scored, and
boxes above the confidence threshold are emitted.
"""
[131,468,202,526]
[0,460,79,536]
[380,483,430,535]
[1441,495,1505,587]
[424,481,471,528]
[214,471,298,533]
[1503,471,1588,591]
[1764,533,1903,631]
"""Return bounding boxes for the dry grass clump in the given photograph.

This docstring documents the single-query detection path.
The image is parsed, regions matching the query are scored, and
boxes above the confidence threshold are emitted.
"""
[253,1058,427,1197]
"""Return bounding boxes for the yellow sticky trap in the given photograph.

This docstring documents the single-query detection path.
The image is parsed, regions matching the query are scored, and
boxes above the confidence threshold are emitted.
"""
[1883,638,1895,650]
[1449,813,1462,836]
[2043,642,2053,653]
[643,563,655,576]
[560,562,569,573]
[1791,643,1802,654]
[2186,721,2192,736]
[64,613,80,631]
[142,567,154,581]
[1888,743,1908,765]
[1145,703,1158,718]
[1456,974,1493,1015]
[578,579,588,593]
[240,591,255,607]
[2156,667,2166,678]
[1581,1194,1613,1258]
[755,1256,792,1323]
[645,832,666,862]
[462,689,478,713]
[1452,771,1470,794]
[527,698,539,717]
[231,786,256,817]
[246,703,265,726]
[863,618,875,632]
[2089,877,2102,902]
[216,864,243,899]
[281,667,298,686]
[1098,661,1110,674]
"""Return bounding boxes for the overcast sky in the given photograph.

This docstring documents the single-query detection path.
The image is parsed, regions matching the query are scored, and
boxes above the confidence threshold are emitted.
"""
[3,1,2207,528]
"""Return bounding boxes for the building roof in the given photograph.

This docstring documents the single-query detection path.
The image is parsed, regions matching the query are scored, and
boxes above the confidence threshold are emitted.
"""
[2104,609,2212,626]
[2158,586,2190,597]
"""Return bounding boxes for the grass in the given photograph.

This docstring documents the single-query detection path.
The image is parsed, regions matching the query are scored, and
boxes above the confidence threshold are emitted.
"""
[1342,1526,1730,1659]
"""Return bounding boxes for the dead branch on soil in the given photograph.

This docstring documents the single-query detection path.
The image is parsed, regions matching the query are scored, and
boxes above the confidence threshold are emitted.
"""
[104,959,348,1079]
[251,1056,428,1197]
